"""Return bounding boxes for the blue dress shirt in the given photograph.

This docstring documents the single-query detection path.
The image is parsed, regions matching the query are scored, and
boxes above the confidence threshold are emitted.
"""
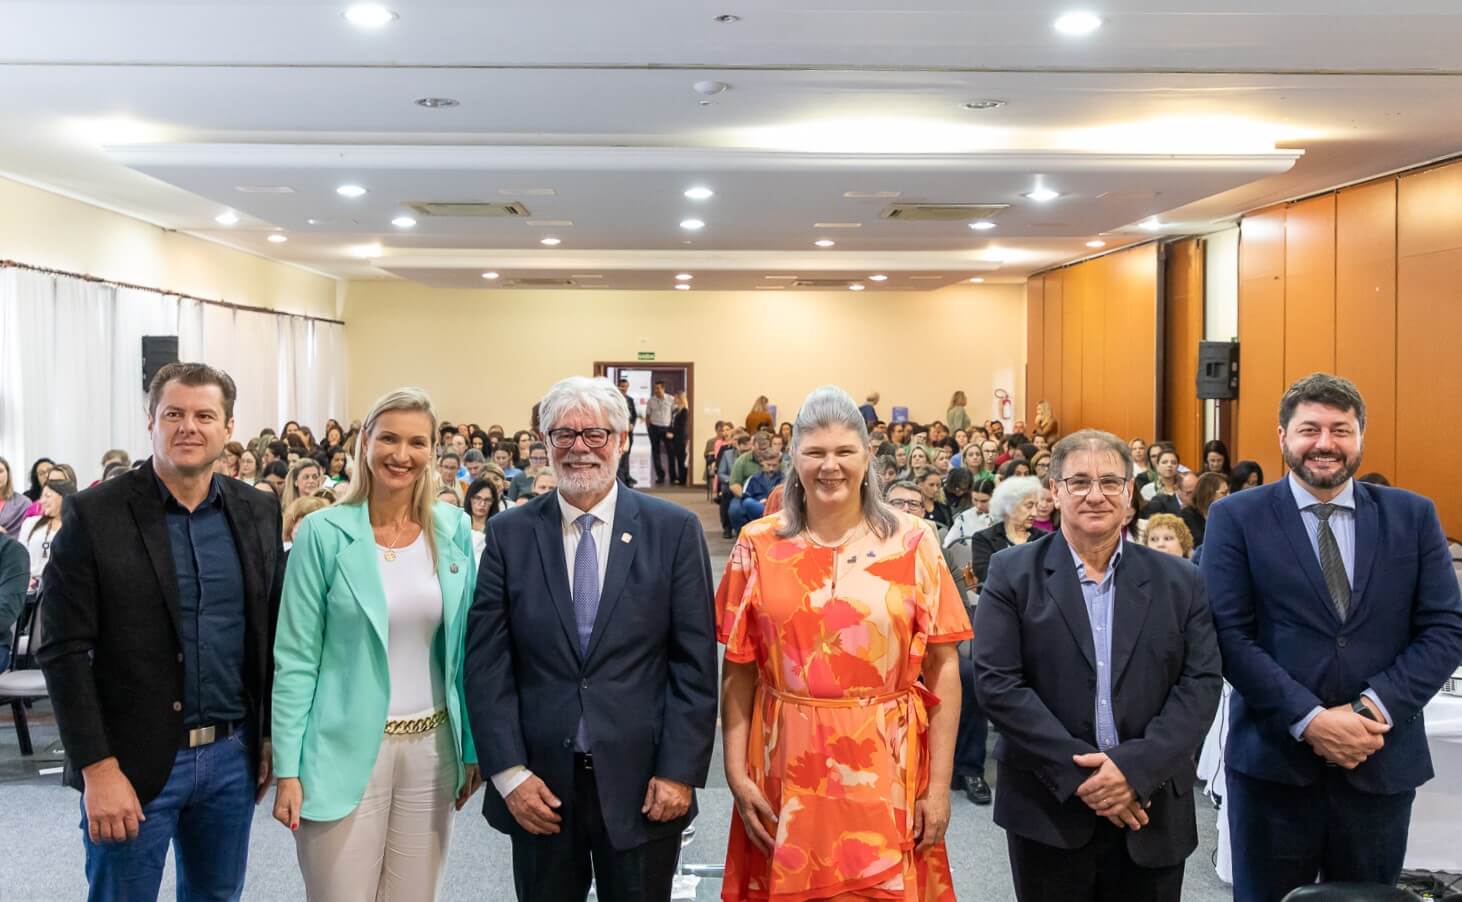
[1071,542,1124,751]
[156,473,247,727]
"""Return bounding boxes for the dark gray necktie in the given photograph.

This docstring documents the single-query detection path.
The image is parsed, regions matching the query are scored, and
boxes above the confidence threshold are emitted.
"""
[1309,503,1350,620]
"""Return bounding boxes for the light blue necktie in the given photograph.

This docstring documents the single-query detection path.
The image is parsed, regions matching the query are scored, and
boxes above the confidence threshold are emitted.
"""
[572,513,599,750]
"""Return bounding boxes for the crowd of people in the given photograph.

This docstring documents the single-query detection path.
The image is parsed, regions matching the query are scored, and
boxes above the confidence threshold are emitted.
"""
[2,366,1460,902]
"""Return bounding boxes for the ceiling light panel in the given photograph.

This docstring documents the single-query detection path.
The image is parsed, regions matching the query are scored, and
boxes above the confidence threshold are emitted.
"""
[684,186,714,200]
[344,4,397,28]
[1053,10,1103,36]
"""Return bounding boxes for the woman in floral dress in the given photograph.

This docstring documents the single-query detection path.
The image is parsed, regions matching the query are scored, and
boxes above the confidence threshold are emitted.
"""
[718,386,971,901]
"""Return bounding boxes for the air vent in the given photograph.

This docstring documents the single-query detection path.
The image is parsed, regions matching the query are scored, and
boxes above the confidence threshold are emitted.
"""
[504,277,576,288]
[881,203,1009,222]
[792,278,859,289]
[408,201,530,218]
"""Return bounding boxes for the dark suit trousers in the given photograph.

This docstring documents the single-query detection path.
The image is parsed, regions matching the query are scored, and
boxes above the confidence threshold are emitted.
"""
[1007,821,1185,902]
[1226,768,1415,902]
[511,755,680,902]
[954,650,988,778]
[646,425,669,481]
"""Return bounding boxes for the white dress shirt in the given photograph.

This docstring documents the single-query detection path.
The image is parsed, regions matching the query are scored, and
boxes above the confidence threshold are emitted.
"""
[645,393,674,428]
[491,482,619,798]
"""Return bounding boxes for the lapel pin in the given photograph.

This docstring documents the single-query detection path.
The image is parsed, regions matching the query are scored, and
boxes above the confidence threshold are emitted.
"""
[450,563,459,574]
[621,532,633,544]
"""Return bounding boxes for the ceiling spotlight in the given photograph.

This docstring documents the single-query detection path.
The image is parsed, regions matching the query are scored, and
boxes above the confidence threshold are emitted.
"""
[349,244,384,259]
[814,239,836,248]
[481,271,500,280]
[868,274,888,282]
[344,4,397,28]
[693,80,730,97]
[680,219,706,231]
[413,97,459,109]
[674,284,691,291]
[267,233,288,244]
[969,220,997,231]
[962,100,1007,111]
[1053,10,1103,36]
[540,237,562,246]
[391,216,417,228]
[684,186,714,200]
[336,184,367,198]
[675,273,694,281]
[214,212,239,226]
[1024,187,1060,203]
[305,218,331,225]
[969,277,986,283]
[1086,239,1107,248]
[1139,218,1162,231]
[714,13,741,23]
[849,284,866,291]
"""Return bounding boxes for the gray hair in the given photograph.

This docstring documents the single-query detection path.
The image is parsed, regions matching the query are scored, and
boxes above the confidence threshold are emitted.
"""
[885,479,921,497]
[538,376,629,436]
[1279,372,1366,431]
[1047,428,1134,483]
[777,385,898,540]
[989,475,1043,524]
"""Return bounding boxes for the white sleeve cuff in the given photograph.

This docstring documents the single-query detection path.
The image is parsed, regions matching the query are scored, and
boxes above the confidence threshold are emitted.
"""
[492,766,533,798]
[1361,688,1393,725]
[1290,706,1324,741]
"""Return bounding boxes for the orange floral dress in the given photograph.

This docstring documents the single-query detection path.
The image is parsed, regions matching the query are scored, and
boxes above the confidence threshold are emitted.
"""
[716,513,972,901]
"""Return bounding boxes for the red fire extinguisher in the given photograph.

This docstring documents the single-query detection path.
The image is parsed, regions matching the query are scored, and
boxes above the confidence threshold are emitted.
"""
[994,389,1013,422]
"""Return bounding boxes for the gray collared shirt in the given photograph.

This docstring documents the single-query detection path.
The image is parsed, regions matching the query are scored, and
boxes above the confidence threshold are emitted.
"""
[1071,541,1124,751]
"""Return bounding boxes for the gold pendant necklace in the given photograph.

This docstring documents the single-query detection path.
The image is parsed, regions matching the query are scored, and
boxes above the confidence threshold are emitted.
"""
[382,518,408,562]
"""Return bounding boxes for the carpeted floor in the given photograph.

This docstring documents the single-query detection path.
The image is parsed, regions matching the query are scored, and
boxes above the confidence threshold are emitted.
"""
[0,485,1236,901]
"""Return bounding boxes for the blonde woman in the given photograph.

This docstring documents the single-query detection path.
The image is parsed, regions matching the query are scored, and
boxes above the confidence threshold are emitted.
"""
[280,458,324,511]
[744,395,773,434]
[946,390,972,432]
[272,388,483,901]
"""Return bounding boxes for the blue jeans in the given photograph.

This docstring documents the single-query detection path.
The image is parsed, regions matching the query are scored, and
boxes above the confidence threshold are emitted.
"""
[82,731,256,902]
[729,497,765,530]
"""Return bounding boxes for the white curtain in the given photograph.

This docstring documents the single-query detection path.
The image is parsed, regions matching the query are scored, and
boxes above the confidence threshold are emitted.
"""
[0,267,348,483]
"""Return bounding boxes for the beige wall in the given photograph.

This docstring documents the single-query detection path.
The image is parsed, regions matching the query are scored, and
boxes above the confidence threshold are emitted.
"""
[344,282,1027,483]
[0,175,337,319]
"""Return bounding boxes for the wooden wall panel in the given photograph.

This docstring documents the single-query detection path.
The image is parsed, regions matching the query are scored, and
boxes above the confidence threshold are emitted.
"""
[1283,195,1337,383]
[1118,244,1160,441]
[1060,268,1085,432]
[1042,272,1064,432]
[1164,238,1205,464]
[1237,208,1287,478]
[1335,180,1397,482]
[1397,161,1462,538]
[1078,258,1109,433]
[1025,277,1045,425]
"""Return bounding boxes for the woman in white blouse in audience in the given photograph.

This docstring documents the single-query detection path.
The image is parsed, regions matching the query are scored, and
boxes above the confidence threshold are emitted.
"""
[19,478,76,590]
[272,387,483,902]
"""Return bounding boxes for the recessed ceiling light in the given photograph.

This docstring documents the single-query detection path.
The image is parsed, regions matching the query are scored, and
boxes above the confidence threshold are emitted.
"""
[349,244,384,259]
[266,234,288,244]
[214,211,239,226]
[481,271,500,280]
[413,97,459,109]
[849,284,866,291]
[234,185,294,194]
[675,273,694,281]
[969,277,986,283]
[814,239,836,248]
[962,100,1007,111]
[539,237,562,246]
[969,220,997,230]
[1086,239,1107,248]
[868,274,888,282]
[1024,187,1060,203]
[684,186,714,200]
[814,222,862,229]
[1053,10,1103,36]
[1139,218,1162,231]
[674,284,691,291]
[344,4,397,28]
[680,219,706,231]
[391,216,416,229]
[336,184,367,198]
[714,14,741,23]
[305,218,331,226]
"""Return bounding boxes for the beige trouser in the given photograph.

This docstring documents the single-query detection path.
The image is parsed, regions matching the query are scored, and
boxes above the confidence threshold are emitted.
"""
[294,722,457,902]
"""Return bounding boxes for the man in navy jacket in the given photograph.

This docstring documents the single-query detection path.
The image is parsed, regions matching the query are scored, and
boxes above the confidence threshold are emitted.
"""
[1202,372,1462,902]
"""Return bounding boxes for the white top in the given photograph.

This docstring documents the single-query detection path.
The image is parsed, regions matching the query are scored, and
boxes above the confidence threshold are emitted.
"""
[944,508,995,548]
[375,532,446,718]
[491,482,620,799]
[20,516,56,580]
[645,393,674,427]
[470,527,487,562]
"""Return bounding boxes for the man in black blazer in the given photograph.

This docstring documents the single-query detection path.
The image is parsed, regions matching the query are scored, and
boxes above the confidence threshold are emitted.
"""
[974,429,1222,902]
[37,363,283,902]
[615,376,639,487]
[466,375,718,902]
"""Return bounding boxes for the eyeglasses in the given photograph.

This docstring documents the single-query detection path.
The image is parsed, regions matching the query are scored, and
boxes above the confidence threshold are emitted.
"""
[888,498,924,512]
[547,428,613,450]
[1055,476,1129,496]
[529,455,549,464]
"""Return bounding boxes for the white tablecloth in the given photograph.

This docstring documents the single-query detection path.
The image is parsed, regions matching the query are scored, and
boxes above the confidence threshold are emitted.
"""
[1201,690,1462,882]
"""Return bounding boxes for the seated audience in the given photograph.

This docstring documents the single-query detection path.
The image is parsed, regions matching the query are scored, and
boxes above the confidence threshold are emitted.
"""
[913,466,953,528]
[944,467,974,515]
[945,477,997,548]
[1031,487,1057,533]
[1228,459,1264,494]
[281,458,324,510]
[462,477,500,559]
[0,532,26,671]
[282,496,330,552]
[1358,471,1391,486]
[967,475,1045,589]
[20,477,77,591]
[1141,445,1181,500]
[24,457,55,502]
[1202,439,1232,475]
[437,487,462,507]
[1181,471,1228,548]
[0,456,28,536]
[729,450,784,531]
[1144,512,1194,559]
[260,460,289,495]
[491,443,520,480]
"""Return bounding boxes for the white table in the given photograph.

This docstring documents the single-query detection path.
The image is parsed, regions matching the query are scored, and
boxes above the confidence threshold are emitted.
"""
[1200,690,1462,882]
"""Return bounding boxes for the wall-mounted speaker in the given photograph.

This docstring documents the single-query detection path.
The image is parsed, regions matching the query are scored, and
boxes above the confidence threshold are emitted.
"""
[141,335,179,391]
[1196,341,1239,400]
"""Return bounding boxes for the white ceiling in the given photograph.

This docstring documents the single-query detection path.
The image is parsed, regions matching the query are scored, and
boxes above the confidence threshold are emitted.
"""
[1,0,1460,289]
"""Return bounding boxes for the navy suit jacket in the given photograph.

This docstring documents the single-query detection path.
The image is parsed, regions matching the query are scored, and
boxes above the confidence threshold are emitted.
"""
[1202,478,1462,794]
[973,531,1222,868]
[464,484,718,850]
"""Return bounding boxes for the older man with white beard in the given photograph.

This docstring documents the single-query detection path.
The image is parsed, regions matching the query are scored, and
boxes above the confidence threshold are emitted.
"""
[465,375,719,902]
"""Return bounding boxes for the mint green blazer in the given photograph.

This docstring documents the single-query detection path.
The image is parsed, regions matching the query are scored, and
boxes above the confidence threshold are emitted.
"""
[271,500,478,821]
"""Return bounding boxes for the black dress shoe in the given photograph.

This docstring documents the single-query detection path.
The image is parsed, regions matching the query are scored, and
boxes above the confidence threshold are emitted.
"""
[722,528,734,539]
[966,775,992,805]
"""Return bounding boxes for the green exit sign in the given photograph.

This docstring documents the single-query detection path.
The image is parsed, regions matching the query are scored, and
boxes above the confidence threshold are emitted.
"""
[637,351,656,361]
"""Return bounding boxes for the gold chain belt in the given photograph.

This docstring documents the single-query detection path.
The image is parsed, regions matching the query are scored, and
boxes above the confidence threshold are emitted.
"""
[384,708,448,735]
